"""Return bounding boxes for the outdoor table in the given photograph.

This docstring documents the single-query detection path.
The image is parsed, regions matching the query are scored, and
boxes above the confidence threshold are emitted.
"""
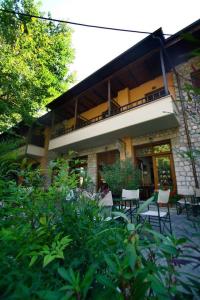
[177,193,199,219]
[185,196,200,219]
[113,198,139,222]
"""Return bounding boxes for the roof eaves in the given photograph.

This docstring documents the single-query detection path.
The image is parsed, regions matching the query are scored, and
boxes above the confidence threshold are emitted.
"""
[48,28,165,110]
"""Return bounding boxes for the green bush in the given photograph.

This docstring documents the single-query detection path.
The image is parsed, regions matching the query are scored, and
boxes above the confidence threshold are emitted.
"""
[0,158,199,299]
[101,158,141,196]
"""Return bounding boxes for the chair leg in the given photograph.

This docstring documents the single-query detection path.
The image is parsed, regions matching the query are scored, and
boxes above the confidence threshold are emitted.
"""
[158,217,162,233]
[167,206,172,234]
[176,203,182,215]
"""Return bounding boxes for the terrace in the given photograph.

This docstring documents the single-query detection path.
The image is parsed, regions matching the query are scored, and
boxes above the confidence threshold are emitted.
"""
[49,90,179,152]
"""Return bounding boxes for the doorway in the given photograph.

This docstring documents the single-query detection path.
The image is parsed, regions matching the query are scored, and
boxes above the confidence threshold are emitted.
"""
[97,150,120,190]
[135,141,176,199]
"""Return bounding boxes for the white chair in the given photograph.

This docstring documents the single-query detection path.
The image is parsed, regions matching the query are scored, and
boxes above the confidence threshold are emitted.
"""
[99,191,113,207]
[120,189,140,222]
[99,191,113,218]
[139,189,172,234]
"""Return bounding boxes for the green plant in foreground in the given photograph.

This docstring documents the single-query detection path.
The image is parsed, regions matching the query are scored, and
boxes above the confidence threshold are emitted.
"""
[0,158,199,299]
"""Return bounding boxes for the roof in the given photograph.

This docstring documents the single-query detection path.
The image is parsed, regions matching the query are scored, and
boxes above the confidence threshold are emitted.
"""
[48,18,200,112]
[47,28,165,110]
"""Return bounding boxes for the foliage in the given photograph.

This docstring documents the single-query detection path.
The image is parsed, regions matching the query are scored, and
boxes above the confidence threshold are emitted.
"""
[0,157,200,299]
[101,158,141,196]
[0,0,75,131]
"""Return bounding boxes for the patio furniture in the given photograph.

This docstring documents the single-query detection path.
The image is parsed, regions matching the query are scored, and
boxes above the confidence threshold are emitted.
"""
[114,189,140,222]
[99,191,113,218]
[185,188,200,219]
[176,188,194,216]
[139,189,172,234]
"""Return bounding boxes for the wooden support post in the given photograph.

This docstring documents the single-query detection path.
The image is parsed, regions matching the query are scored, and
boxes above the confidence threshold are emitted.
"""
[108,80,111,116]
[74,97,78,129]
[160,48,169,96]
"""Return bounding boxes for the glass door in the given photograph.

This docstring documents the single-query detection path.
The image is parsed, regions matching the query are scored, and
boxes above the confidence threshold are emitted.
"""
[153,154,176,191]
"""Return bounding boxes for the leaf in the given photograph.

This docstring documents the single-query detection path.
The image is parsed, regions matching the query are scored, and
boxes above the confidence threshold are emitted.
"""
[127,223,135,231]
[58,267,71,281]
[126,243,137,271]
[136,195,155,215]
[81,265,96,299]
[160,244,178,256]
[39,216,47,225]
[43,254,55,267]
[112,211,129,223]
[29,255,38,267]
[104,255,118,274]
[96,274,116,290]
[60,235,72,246]
[148,274,168,296]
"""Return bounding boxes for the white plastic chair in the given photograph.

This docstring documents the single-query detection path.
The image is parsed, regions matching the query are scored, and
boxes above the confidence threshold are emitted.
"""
[139,189,172,234]
[120,189,140,222]
[99,191,113,207]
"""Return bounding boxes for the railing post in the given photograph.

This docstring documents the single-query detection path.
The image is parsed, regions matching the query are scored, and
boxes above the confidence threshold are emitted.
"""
[74,97,78,129]
[160,48,169,96]
[108,79,111,116]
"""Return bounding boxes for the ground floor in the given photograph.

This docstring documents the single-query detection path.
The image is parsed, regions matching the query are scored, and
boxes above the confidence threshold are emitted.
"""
[65,127,199,198]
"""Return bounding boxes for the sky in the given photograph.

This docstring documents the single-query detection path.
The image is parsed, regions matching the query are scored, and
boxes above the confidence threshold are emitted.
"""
[42,0,200,84]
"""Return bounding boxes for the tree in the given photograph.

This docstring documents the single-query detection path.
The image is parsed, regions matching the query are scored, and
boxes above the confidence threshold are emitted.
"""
[0,0,75,131]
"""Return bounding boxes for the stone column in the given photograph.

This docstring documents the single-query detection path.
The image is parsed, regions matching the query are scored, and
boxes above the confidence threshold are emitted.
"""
[87,153,98,190]
[119,137,134,162]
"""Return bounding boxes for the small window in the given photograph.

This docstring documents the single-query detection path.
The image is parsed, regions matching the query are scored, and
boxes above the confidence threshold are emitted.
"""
[191,70,200,88]
[145,87,166,103]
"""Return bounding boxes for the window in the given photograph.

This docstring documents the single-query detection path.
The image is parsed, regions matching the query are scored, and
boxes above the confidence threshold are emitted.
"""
[135,142,171,157]
[145,87,166,103]
[191,70,200,88]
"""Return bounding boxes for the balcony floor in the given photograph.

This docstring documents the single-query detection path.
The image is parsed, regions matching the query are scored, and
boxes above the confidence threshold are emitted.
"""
[49,95,179,153]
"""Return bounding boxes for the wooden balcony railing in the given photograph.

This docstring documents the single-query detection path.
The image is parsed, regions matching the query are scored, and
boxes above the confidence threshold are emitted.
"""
[51,90,169,139]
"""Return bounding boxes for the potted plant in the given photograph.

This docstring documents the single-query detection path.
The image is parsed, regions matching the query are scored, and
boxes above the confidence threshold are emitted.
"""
[101,158,141,198]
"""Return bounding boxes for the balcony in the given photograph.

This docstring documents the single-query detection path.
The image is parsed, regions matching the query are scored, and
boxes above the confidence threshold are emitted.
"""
[49,92,179,152]
[16,144,45,157]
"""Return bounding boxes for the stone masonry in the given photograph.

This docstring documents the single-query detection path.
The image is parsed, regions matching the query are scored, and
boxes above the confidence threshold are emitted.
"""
[87,153,98,189]
[172,56,200,192]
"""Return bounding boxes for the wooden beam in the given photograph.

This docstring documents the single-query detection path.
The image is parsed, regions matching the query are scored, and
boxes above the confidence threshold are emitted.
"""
[83,94,97,106]
[114,76,126,89]
[92,89,105,101]
[127,68,139,85]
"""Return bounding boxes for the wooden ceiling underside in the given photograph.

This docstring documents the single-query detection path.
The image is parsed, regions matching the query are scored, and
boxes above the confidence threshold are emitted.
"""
[54,49,164,121]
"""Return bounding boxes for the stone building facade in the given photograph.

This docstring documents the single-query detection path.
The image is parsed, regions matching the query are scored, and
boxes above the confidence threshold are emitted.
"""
[10,20,200,196]
[74,56,200,194]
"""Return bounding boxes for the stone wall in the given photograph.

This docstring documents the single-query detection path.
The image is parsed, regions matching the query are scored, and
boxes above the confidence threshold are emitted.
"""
[87,153,98,189]
[172,56,200,192]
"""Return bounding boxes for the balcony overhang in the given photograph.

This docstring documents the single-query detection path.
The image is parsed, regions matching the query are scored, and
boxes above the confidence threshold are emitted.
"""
[49,95,179,152]
[17,144,45,157]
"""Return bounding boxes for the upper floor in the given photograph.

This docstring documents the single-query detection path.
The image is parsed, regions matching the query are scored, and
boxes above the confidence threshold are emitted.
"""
[1,19,200,157]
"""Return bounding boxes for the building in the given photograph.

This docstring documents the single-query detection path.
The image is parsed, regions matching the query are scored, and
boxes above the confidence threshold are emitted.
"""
[4,19,200,197]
